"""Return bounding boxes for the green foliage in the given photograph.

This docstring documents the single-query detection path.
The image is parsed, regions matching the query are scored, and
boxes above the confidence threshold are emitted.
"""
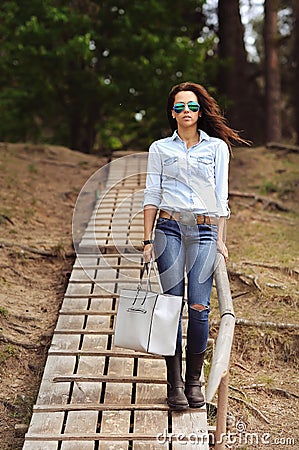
[0,306,9,317]
[0,344,17,365]
[0,0,217,152]
[28,163,38,173]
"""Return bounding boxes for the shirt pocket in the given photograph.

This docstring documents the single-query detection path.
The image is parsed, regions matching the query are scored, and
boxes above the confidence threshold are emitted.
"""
[196,155,214,179]
[162,156,179,179]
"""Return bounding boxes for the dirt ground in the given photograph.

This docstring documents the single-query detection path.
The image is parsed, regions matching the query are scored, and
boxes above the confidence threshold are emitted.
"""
[0,142,298,449]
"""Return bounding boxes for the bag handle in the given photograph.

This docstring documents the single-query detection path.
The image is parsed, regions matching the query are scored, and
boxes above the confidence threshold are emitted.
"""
[139,259,163,293]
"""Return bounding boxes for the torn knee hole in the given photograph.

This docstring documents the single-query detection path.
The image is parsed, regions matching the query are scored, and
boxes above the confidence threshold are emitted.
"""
[191,304,208,312]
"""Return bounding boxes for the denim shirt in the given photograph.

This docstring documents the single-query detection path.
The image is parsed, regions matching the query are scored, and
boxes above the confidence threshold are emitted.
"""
[143,129,230,217]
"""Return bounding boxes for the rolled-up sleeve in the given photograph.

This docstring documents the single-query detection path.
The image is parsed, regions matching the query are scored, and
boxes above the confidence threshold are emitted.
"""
[143,142,162,208]
[214,141,230,218]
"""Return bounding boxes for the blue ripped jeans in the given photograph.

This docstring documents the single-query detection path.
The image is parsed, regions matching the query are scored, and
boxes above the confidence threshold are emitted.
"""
[154,218,218,355]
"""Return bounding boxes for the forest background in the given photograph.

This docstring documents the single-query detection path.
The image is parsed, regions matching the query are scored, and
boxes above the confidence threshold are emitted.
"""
[0,0,298,153]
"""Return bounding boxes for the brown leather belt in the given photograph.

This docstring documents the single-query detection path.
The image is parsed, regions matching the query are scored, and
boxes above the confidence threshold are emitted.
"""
[159,210,219,226]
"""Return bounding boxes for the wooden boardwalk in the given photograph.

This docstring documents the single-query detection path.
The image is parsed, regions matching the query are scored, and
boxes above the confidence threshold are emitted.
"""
[23,153,210,449]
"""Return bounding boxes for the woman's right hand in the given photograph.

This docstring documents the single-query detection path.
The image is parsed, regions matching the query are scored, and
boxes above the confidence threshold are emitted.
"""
[143,243,155,263]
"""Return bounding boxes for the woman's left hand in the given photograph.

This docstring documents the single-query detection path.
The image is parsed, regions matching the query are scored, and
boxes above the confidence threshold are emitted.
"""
[143,243,155,263]
[217,240,229,261]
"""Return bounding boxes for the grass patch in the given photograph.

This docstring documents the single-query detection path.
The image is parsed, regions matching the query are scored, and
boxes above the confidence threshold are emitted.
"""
[0,306,9,316]
[28,163,38,174]
[8,393,36,424]
[0,344,17,365]
[78,160,89,167]
[260,180,278,195]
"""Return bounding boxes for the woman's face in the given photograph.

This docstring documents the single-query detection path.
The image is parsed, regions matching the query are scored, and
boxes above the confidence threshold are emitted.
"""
[171,90,200,130]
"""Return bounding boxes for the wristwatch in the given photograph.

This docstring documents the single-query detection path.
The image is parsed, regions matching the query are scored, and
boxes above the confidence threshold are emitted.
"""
[142,240,154,245]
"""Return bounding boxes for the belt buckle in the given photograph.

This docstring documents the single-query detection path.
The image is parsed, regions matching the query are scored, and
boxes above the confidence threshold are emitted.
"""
[179,211,197,226]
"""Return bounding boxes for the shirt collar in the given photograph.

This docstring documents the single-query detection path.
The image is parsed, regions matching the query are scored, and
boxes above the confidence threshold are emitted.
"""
[171,129,211,142]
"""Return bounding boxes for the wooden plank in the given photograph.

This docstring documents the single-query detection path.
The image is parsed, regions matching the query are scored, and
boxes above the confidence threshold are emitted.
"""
[134,410,168,437]
[24,433,165,441]
[48,350,162,359]
[89,298,115,312]
[59,298,90,311]
[93,281,118,296]
[62,411,98,441]
[33,404,169,412]
[85,316,111,335]
[35,378,71,407]
[65,282,93,296]
[90,218,143,225]
[89,212,113,219]
[23,442,59,449]
[97,255,120,265]
[35,355,75,406]
[69,268,96,282]
[55,314,85,331]
[77,355,105,375]
[61,442,95,450]
[53,375,166,384]
[171,410,209,450]
[41,355,76,381]
[59,309,118,314]
[119,256,142,266]
[75,253,137,259]
[82,234,110,241]
[91,214,129,220]
[110,225,131,232]
[73,256,99,268]
[79,238,140,244]
[75,251,142,260]
[98,442,128,450]
[50,334,81,351]
[54,330,114,335]
[25,412,64,437]
[136,359,167,406]
[70,355,105,404]
[81,334,109,350]
[98,411,130,450]
[117,268,140,279]
[72,264,141,270]
[93,274,141,283]
[68,277,154,284]
[134,443,168,450]
[89,217,128,223]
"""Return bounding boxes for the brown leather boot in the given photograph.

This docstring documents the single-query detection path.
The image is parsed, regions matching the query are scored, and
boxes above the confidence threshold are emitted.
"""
[185,350,205,408]
[165,353,189,410]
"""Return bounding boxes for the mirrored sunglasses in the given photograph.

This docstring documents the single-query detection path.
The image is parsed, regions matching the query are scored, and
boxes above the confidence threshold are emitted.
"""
[173,101,200,114]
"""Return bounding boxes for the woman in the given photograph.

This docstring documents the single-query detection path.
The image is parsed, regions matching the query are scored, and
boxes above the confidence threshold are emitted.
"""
[142,82,247,410]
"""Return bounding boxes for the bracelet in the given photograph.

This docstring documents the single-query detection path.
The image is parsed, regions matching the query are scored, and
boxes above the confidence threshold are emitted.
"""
[142,239,154,245]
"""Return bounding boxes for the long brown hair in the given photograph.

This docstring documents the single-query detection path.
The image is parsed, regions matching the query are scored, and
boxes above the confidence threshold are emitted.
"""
[167,82,250,151]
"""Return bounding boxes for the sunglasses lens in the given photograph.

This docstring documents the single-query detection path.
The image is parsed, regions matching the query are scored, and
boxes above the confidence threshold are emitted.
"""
[173,103,185,113]
[173,102,200,113]
[188,102,200,112]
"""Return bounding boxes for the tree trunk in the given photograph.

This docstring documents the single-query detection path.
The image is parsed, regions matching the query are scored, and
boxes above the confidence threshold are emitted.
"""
[263,0,282,142]
[69,107,99,153]
[294,0,299,144]
[217,0,263,143]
